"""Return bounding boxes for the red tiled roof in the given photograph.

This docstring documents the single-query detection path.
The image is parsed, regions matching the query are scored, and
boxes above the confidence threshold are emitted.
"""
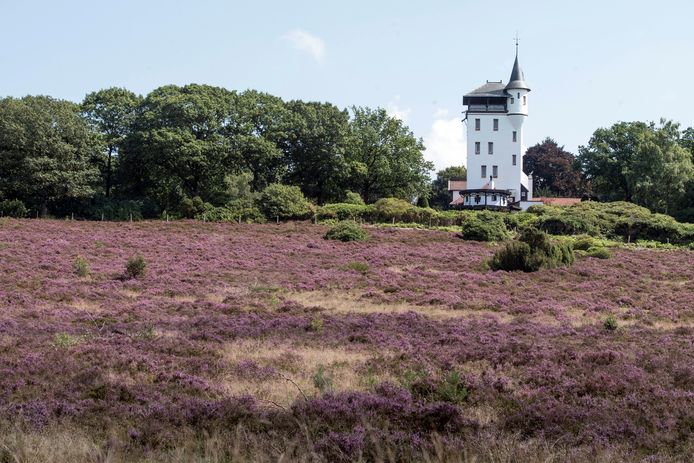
[534,197,582,206]
[450,196,466,206]
[448,180,467,191]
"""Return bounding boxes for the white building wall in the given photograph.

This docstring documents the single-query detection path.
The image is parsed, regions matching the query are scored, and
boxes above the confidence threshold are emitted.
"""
[466,104,527,202]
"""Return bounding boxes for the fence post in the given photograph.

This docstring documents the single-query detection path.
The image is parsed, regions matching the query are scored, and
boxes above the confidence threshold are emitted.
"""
[129,212,133,222]
[276,216,279,224]
[238,215,241,224]
[101,212,104,221]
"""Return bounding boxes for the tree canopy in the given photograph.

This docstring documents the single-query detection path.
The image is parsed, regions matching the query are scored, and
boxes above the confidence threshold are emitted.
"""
[578,120,693,213]
[429,165,467,210]
[0,96,101,216]
[524,138,586,197]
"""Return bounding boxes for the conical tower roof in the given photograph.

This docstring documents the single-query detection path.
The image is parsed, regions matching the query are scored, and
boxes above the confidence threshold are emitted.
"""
[506,51,530,91]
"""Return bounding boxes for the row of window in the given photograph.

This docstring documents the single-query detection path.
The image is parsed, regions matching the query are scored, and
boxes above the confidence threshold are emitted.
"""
[474,116,524,132]
[481,165,498,179]
[475,140,516,154]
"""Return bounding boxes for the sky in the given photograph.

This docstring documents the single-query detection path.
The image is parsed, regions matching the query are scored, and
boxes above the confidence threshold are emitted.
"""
[1,0,693,173]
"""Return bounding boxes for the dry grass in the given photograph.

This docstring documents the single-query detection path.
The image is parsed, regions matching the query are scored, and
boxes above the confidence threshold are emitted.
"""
[219,339,389,407]
[68,298,103,314]
[0,425,683,463]
[285,291,467,320]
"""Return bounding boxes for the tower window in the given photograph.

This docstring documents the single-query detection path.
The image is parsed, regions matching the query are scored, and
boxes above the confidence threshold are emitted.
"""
[493,119,499,131]
[492,194,497,202]
[510,97,514,104]
[512,154,517,166]
[475,118,480,131]
[492,165,498,178]
[481,165,487,178]
[523,96,527,105]
[488,142,493,154]
[512,131,517,142]
[517,92,520,98]
[475,142,480,154]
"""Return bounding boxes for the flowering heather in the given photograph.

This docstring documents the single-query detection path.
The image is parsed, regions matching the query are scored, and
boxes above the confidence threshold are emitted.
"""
[0,218,692,461]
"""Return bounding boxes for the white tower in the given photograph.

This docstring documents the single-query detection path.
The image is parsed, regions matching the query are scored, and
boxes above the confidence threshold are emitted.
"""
[456,45,532,209]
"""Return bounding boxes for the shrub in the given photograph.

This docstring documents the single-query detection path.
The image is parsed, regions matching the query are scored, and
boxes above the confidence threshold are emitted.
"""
[459,212,510,242]
[83,197,158,221]
[197,200,266,224]
[178,196,210,219]
[310,314,324,332]
[324,221,368,242]
[73,255,90,277]
[490,228,574,272]
[343,261,369,274]
[312,365,333,394]
[343,191,365,205]
[371,198,413,222]
[258,184,313,220]
[489,241,532,271]
[434,370,469,405]
[317,203,370,221]
[572,235,598,251]
[603,315,618,331]
[0,199,28,218]
[125,254,147,279]
[586,246,612,259]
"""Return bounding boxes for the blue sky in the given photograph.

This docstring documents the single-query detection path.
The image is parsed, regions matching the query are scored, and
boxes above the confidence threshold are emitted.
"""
[2,0,693,172]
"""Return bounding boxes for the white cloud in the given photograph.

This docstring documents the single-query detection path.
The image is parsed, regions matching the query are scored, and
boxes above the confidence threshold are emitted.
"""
[283,29,325,62]
[424,113,466,173]
[386,95,411,122]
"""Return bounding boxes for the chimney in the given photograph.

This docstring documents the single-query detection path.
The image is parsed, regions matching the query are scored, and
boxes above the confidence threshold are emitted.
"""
[489,175,495,190]
[528,172,533,200]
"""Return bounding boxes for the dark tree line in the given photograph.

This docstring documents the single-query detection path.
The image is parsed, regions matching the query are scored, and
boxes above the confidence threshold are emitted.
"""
[0,85,433,218]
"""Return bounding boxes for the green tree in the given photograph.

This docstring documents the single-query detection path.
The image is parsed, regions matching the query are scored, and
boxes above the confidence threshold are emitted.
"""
[284,101,351,204]
[524,138,585,197]
[346,107,432,203]
[429,165,467,210]
[119,84,236,211]
[578,120,693,213]
[0,96,101,216]
[258,183,313,220]
[229,90,293,191]
[81,88,142,197]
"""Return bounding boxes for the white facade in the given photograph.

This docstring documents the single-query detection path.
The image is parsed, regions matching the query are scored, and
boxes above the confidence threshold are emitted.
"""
[459,50,532,206]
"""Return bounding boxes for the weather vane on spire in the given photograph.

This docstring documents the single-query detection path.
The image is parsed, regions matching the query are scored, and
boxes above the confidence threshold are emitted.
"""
[514,32,520,54]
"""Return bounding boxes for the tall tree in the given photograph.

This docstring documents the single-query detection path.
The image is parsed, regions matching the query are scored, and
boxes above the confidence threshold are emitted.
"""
[0,96,101,216]
[578,120,693,213]
[229,90,293,191]
[346,107,432,203]
[81,88,142,197]
[118,84,236,211]
[524,138,585,197]
[429,165,467,210]
[284,101,351,204]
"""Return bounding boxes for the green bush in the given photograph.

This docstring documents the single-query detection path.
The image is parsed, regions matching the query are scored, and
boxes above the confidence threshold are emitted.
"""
[371,198,413,222]
[73,255,90,277]
[125,254,147,279]
[179,196,209,219]
[317,203,370,221]
[489,241,532,271]
[490,228,575,272]
[258,184,313,220]
[585,246,612,259]
[603,315,618,331]
[459,212,511,242]
[343,191,365,205]
[0,199,28,218]
[324,221,369,242]
[197,200,266,223]
[572,235,598,251]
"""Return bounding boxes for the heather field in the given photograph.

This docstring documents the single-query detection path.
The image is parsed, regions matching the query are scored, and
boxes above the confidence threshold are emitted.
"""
[0,219,693,462]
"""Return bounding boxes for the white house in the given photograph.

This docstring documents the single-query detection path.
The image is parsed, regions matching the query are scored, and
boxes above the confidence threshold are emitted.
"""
[451,47,540,210]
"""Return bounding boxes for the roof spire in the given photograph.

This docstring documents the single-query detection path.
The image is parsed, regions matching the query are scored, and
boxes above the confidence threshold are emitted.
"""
[506,34,530,91]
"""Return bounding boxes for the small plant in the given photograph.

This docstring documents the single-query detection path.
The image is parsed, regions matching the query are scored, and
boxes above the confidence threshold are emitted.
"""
[586,246,612,259]
[125,254,147,279]
[73,255,90,277]
[312,364,333,394]
[324,220,369,242]
[51,332,84,349]
[343,261,369,274]
[489,227,575,272]
[603,314,618,331]
[309,314,324,332]
[435,370,469,405]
